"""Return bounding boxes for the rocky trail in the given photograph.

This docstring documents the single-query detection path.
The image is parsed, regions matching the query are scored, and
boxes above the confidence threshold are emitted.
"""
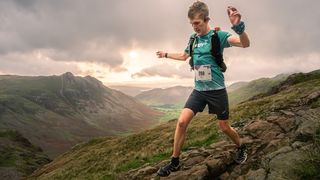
[120,91,320,180]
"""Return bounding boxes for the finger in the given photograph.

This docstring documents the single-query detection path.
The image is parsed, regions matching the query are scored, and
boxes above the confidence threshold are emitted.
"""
[229,11,237,17]
[231,7,237,12]
[228,9,239,17]
[233,12,240,16]
[228,6,237,11]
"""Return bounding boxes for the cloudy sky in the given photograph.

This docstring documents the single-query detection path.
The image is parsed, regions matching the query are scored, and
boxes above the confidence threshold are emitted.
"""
[0,0,319,88]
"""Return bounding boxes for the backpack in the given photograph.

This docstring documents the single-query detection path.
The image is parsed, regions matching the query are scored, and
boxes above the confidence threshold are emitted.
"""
[188,29,227,72]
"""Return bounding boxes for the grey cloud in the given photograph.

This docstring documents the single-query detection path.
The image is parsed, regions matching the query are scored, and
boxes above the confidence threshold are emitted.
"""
[0,0,319,78]
[0,54,80,76]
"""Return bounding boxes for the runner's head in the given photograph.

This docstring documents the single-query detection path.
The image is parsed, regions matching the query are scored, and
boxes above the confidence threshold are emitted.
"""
[188,1,210,36]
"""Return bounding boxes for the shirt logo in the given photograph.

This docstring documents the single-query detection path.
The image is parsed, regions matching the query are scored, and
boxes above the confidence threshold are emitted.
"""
[195,41,208,48]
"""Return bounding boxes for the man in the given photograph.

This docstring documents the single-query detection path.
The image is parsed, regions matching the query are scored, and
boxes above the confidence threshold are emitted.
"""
[156,1,250,177]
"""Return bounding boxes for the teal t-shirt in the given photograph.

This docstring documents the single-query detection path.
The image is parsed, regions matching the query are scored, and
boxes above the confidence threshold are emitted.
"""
[185,30,232,91]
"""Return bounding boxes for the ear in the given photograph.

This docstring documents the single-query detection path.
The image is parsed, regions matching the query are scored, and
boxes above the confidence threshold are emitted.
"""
[204,16,210,22]
[214,27,221,31]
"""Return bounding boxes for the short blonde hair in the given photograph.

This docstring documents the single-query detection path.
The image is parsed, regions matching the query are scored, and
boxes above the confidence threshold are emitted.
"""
[188,1,209,20]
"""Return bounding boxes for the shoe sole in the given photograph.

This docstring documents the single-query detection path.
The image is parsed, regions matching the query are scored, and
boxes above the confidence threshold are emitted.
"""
[235,155,247,164]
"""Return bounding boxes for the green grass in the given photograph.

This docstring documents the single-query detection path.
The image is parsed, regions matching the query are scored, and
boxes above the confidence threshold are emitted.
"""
[183,132,219,150]
[116,151,171,173]
[116,159,145,172]
[0,151,16,167]
[228,75,288,106]
[152,103,184,123]
[294,127,320,179]
[0,130,51,176]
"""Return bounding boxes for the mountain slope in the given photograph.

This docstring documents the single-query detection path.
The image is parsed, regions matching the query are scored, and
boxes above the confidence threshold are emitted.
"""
[135,86,193,122]
[0,129,50,180]
[109,85,149,97]
[135,86,193,106]
[226,81,248,93]
[227,73,289,106]
[0,72,161,158]
[28,70,320,179]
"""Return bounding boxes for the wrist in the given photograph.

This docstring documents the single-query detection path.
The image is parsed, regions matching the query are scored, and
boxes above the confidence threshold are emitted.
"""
[231,21,245,35]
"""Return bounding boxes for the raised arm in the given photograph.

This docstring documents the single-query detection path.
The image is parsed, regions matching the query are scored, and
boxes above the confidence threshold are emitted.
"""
[156,51,190,61]
[227,6,250,48]
[227,32,250,48]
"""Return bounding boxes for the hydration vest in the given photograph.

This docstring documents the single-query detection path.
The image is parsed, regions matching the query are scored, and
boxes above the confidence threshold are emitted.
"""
[188,29,227,72]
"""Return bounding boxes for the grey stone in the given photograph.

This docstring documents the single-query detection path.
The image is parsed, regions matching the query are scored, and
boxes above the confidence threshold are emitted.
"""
[245,168,267,180]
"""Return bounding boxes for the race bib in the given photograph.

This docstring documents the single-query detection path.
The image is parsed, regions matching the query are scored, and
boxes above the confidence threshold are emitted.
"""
[195,65,212,81]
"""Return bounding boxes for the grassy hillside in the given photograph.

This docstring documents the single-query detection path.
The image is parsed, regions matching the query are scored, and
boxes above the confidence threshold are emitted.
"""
[228,73,289,106]
[28,70,320,179]
[135,86,193,106]
[0,130,51,179]
[135,86,192,122]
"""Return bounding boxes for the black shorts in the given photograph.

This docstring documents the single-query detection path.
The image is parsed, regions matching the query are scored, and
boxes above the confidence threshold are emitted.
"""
[184,88,229,120]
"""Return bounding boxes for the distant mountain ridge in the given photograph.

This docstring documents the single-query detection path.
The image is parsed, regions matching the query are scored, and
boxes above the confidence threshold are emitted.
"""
[0,72,161,158]
[134,74,290,108]
[109,85,150,97]
[135,86,193,106]
[227,73,290,106]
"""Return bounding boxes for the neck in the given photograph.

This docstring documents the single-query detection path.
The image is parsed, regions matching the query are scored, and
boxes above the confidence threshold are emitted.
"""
[198,25,211,36]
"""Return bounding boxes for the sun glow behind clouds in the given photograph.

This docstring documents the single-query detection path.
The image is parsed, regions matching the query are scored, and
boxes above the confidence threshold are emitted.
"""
[129,50,138,59]
[75,48,194,88]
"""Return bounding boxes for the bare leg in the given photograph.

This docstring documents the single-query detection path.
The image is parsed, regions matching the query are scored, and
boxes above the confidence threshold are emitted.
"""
[218,120,241,147]
[172,108,195,157]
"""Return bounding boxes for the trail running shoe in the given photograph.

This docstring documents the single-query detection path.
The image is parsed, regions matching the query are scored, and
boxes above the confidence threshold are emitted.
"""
[235,144,248,164]
[157,162,181,177]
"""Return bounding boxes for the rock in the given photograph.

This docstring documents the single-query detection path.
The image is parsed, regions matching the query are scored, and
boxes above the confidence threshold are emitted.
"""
[262,138,290,155]
[279,110,295,117]
[291,141,306,149]
[183,156,206,168]
[244,120,282,140]
[165,165,208,180]
[273,118,297,133]
[267,150,305,180]
[138,166,157,175]
[205,150,233,178]
[300,91,320,105]
[266,115,281,121]
[244,120,273,138]
[265,146,292,161]
[209,141,228,149]
[219,171,230,180]
[119,102,320,180]
[206,158,227,177]
[245,168,267,180]
[295,108,320,142]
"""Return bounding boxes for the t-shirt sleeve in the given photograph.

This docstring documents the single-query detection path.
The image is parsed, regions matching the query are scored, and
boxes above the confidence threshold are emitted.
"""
[218,31,232,49]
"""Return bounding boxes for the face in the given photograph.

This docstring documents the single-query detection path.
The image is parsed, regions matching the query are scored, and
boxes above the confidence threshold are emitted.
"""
[189,15,209,36]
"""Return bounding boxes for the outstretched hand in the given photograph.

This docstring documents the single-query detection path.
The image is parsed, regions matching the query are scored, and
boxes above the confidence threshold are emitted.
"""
[156,51,166,58]
[227,6,241,26]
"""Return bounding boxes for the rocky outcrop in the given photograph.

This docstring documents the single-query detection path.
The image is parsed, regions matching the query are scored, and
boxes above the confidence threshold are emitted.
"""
[120,91,320,179]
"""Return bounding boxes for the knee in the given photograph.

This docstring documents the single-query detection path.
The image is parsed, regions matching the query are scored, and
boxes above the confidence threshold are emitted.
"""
[177,119,188,130]
[219,122,231,133]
